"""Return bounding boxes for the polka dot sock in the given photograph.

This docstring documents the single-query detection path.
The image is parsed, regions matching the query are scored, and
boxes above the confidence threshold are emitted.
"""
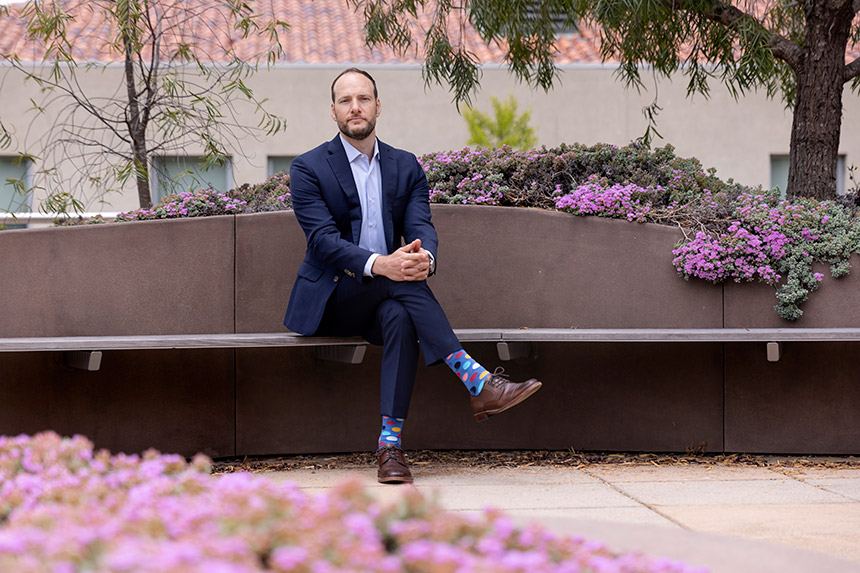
[444,349,490,397]
[378,415,404,449]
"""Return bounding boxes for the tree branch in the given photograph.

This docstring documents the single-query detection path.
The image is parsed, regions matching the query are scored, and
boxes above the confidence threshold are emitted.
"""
[845,57,860,81]
[672,0,803,71]
[57,133,131,160]
[141,0,160,126]
[826,0,856,12]
[6,0,288,209]
[7,61,131,141]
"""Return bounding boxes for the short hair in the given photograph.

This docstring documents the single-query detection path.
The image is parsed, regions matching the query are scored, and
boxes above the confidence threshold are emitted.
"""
[331,67,378,102]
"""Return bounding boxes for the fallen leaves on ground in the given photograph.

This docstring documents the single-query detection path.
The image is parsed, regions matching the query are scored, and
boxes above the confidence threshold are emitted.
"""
[212,449,860,475]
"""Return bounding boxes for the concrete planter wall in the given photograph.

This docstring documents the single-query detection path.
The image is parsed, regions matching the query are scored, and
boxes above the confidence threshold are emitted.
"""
[1,206,858,456]
[1,216,235,337]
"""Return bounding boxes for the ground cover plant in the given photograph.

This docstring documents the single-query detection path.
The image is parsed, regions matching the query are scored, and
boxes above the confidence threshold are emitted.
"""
[109,172,293,223]
[56,143,860,320]
[63,172,292,225]
[0,432,705,572]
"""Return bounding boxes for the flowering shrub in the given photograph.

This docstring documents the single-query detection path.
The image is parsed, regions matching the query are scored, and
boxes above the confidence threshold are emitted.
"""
[114,172,292,222]
[418,143,746,211]
[0,432,706,572]
[420,144,860,321]
[672,192,860,320]
[228,171,292,212]
[553,175,656,223]
[115,189,248,221]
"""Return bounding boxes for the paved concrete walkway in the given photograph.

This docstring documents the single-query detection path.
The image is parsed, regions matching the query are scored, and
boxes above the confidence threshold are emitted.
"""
[256,462,860,573]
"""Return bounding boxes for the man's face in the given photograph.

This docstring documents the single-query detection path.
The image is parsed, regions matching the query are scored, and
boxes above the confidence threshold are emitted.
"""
[331,73,380,141]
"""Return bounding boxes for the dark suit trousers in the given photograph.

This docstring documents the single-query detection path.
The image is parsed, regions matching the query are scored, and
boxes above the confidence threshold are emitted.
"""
[315,277,461,419]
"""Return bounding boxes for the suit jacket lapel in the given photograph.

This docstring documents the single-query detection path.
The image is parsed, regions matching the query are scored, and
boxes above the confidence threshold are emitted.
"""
[326,136,363,245]
[379,140,397,251]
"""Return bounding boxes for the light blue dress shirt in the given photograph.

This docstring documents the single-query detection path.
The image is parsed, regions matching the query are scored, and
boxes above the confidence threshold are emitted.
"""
[339,134,435,278]
[340,134,386,276]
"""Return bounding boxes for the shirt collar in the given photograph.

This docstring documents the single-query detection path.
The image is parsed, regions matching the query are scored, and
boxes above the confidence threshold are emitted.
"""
[339,133,379,164]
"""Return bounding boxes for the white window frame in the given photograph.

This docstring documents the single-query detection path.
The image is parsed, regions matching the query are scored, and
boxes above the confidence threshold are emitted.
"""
[267,156,295,178]
[150,155,233,204]
[0,155,35,214]
[770,154,846,198]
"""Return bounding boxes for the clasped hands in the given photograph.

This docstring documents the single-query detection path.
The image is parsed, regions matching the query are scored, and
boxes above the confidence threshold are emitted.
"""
[371,239,431,281]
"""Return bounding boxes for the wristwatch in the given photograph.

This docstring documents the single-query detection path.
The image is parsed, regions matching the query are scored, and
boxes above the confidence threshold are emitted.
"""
[428,252,436,277]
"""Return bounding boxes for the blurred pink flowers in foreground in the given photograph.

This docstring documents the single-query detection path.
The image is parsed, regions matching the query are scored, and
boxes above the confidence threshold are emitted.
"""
[0,432,706,572]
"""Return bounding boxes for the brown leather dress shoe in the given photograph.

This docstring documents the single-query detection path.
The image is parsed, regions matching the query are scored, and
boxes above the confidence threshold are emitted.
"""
[376,444,413,484]
[470,367,542,422]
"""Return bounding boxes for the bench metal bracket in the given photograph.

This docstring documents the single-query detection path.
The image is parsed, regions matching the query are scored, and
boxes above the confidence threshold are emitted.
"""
[64,350,103,371]
[766,341,781,362]
[315,344,366,364]
[496,341,533,361]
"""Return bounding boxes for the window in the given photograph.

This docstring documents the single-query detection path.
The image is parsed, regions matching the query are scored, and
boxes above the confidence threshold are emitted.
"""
[0,156,32,213]
[526,1,577,35]
[151,156,231,204]
[771,154,845,198]
[268,156,295,177]
[0,156,32,229]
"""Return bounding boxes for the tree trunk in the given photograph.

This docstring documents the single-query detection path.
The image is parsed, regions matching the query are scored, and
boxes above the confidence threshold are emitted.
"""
[133,136,151,209]
[786,3,853,200]
[120,1,152,209]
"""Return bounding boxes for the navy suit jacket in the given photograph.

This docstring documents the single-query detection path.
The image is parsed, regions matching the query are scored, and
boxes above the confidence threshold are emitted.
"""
[284,135,439,335]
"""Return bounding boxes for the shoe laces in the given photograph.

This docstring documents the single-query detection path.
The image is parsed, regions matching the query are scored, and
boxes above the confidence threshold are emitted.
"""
[485,367,509,387]
[377,445,405,464]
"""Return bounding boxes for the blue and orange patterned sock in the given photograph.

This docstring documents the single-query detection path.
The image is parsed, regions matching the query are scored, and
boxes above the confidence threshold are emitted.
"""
[444,349,490,396]
[378,415,404,449]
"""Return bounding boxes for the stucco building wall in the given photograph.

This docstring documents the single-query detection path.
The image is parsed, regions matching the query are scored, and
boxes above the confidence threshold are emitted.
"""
[2,63,858,212]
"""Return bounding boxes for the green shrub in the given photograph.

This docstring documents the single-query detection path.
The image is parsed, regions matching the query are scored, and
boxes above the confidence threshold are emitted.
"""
[462,95,538,151]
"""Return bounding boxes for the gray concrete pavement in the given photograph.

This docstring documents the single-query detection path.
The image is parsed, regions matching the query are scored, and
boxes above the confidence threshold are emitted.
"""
[254,462,860,573]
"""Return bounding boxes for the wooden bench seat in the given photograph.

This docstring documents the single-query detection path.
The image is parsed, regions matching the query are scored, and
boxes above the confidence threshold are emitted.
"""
[3,327,860,370]
[492,327,860,362]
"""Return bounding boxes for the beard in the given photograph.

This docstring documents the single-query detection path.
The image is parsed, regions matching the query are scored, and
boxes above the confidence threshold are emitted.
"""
[337,114,376,140]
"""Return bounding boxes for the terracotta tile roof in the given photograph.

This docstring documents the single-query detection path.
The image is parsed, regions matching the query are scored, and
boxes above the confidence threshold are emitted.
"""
[0,0,604,64]
[0,1,855,66]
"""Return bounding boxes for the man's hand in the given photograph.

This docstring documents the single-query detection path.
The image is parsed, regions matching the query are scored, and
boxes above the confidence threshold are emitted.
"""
[372,239,431,281]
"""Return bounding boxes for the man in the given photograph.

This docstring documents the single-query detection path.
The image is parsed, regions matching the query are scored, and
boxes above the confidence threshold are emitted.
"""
[285,68,542,484]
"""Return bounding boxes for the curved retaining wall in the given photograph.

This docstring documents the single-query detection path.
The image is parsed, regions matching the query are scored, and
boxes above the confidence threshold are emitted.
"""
[1,206,859,456]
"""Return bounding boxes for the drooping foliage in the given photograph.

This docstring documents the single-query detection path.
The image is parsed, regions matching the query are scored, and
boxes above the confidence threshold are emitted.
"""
[350,0,860,200]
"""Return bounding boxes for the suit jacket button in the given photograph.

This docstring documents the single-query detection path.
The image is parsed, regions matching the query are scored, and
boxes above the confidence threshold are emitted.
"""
[333,276,340,283]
